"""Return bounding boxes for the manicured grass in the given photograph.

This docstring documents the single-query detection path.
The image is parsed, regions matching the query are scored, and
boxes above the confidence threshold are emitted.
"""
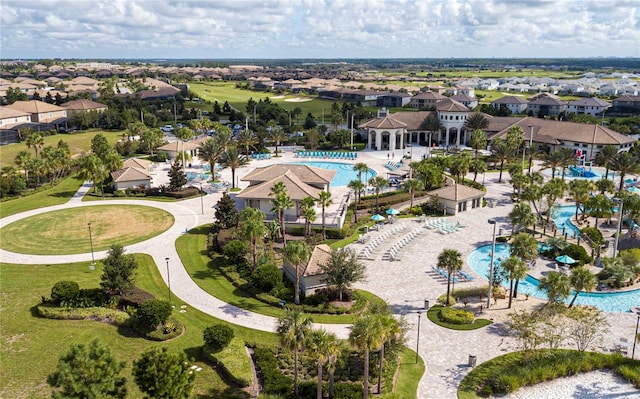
[0,129,123,168]
[458,349,640,398]
[0,205,174,255]
[82,193,180,202]
[426,305,492,330]
[381,346,424,399]
[189,82,334,119]
[0,175,84,218]
[0,255,278,399]
[177,225,374,324]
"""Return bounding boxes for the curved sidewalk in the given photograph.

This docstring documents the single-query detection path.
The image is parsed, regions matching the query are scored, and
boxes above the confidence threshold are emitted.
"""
[0,190,351,339]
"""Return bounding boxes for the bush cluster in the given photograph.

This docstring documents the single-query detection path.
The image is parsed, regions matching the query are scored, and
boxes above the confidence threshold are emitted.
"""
[165,186,200,199]
[298,381,363,398]
[133,299,172,330]
[251,264,283,292]
[437,293,456,306]
[561,243,592,266]
[203,324,235,352]
[37,305,130,325]
[145,316,183,341]
[118,287,155,308]
[438,307,475,325]
[204,337,252,387]
[580,226,604,246]
[253,347,293,395]
[51,281,80,305]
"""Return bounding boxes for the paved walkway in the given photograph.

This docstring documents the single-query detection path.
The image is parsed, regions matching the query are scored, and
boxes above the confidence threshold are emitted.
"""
[2,149,637,398]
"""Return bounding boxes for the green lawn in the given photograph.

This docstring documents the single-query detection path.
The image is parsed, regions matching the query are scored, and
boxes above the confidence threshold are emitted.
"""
[383,346,424,399]
[0,255,279,399]
[0,129,123,168]
[177,225,374,324]
[189,82,335,120]
[0,205,174,255]
[0,175,84,218]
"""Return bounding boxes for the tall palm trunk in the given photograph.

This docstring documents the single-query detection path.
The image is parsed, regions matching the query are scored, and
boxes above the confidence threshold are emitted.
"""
[508,278,514,308]
[294,263,300,305]
[328,369,336,398]
[363,349,370,399]
[294,349,299,396]
[316,363,323,399]
[377,344,385,394]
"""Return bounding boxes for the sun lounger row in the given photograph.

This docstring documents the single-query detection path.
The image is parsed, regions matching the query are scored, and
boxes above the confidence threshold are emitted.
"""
[357,223,407,259]
[382,228,423,261]
[296,151,358,160]
[432,266,460,283]
[250,153,272,160]
[383,161,402,170]
[212,181,231,189]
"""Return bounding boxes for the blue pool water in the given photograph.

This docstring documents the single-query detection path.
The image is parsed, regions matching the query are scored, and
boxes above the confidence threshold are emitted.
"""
[467,244,640,312]
[552,205,581,239]
[289,162,376,187]
[541,167,619,181]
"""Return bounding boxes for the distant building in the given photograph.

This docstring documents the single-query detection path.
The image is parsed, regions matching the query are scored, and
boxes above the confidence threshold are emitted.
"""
[491,96,528,114]
[566,98,611,117]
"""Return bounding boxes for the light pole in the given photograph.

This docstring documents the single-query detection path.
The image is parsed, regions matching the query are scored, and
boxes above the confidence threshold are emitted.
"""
[350,113,354,150]
[613,198,624,258]
[88,223,95,266]
[527,125,534,174]
[165,257,172,304]
[415,311,422,364]
[487,219,497,308]
[633,307,640,359]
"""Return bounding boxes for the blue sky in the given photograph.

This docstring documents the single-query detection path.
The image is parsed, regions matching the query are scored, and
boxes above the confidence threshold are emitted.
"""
[1,0,638,59]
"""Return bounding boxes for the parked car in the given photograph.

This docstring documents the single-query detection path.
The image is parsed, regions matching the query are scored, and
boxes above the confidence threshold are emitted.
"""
[161,125,174,133]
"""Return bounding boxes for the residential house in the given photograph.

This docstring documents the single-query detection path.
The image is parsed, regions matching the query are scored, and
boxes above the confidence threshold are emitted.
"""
[110,158,153,191]
[491,96,528,114]
[613,95,640,113]
[408,91,446,109]
[450,94,479,110]
[376,92,412,108]
[566,98,611,117]
[0,106,32,129]
[282,244,332,296]
[526,93,567,117]
[4,100,67,128]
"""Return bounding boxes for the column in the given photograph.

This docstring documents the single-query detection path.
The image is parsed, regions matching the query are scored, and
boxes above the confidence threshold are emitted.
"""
[367,130,372,149]
[456,129,461,146]
[399,130,404,150]
[375,131,381,151]
[389,132,395,151]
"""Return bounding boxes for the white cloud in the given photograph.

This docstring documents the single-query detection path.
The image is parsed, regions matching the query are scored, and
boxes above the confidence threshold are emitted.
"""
[0,0,638,59]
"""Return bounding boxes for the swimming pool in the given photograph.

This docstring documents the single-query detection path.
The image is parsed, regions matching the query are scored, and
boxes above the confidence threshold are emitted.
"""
[467,243,640,312]
[552,205,581,239]
[288,162,377,187]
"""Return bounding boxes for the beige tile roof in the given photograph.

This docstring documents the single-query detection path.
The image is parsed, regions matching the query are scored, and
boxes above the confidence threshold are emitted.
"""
[436,98,470,112]
[236,171,322,200]
[242,164,335,186]
[69,76,100,86]
[359,116,407,129]
[428,184,484,201]
[302,244,332,277]
[60,99,108,111]
[5,100,66,114]
[123,158,151,170]
[110,166,150,182]
[389,111,436,130]
[412,91,446,100]
[0,107,31,119]
[492,96,528,105]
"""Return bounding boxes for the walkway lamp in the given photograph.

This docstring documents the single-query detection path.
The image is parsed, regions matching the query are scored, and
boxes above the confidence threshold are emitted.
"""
[487,219,497,308]
[633,307,640,359]
[88,223,95,266]
[613,198,624,258]
[165,257,172,304]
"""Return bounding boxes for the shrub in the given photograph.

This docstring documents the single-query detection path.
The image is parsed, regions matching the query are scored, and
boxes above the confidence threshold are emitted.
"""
[37,305,130,325]
[118,286,155,308]
[222,239,248,264]
[561,244,592,266]
[253,347,293,395]
[437,293,456,306]
[302,292,329,307]
[145,316,183,341]
[438,307,475,324]
[134,299,172,330]
[51,281,80,305]
[453,285,489,299]
[204,337,252,387]
[203,324,235,352]
[252,264,282,292]
[581,227,604,246]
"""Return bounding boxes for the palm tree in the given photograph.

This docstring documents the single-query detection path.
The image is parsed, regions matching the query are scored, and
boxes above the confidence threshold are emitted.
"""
[305,329,339,399]
[469,158,487,182]
[586,194,612,228]
[558,147,576,181]
[569,179,596,221]
[265,220,280,249]
[373,311,403,395]
[235,129,258,155]
[213,123,233,150]
[509,203,536,235]
[595,145,618,179]
[501,256,528,308]
[219,147,248,188]
[610,151,640,191]
[347,179,365,222]
[318,190,333,240]
[267,126,288,157]
[595,178,615,195]
[505,125,524,154]
[276,309,313,397]
[238,207,266,272]
[269,182,293,245]
[353,162,370,184]
[491,138,511,183]
[324,334,342,399]
[300,196,317,238]
[542,178,566,225]
[349,314,384,399]
[437,249,463,305]
[545,237,568,258]
[542,150,565,179]
[174,127,195,169]
[466,112,489,131]
[14,150,31,187]
[568,266,597,307]
[198,138,224,176]
[509,232,538,297]
[539,271,571,305]
[449,152,472,183]
[284,241,311,305]
[469,129,487,158]
[522,182,544,220]
[368,176,388,214]
[76,153,106,193]
[421,114,440,146]
[403,178,422,211]
[25,132,44,158]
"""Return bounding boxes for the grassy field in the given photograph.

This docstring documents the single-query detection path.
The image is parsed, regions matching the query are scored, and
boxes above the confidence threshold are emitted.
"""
[0,176,84,219]
[0,205,174,255]
[189,82,335,120]
[0,129,123,168]
[0,255,280,399]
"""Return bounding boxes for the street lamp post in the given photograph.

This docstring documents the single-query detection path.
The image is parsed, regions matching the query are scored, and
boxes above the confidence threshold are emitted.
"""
[415,311,422,364]
[527,125,534,174]
[165,257,172,304]
[487,219,497,308]
[88,223,95,266]
[613,198,624,258]
[632,307,640,359]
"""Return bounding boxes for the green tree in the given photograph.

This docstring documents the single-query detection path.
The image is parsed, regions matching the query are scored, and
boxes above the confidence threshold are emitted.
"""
[235,129,258,155]
[403,178,423,211]
[238,207,267,272]
[568,266,597,307]
[140,127,164,156]
[47,339,127,399]
[542,178,566,225]
[465,112,489,131]
[449,152,472,183]
[168,160,187,191]
[330,129,350,148]
[132,347,195,399]
[198,137,224,174]
[368,176,388,214]
[214,191,239,229]
[569,179,596,221]
[469,157,487,182]
[317,190,333,240]
[610,151,640,191]
[267,126,288,157]
[134,299,172,330]
[277,308,313,397]
[542,150,565,179]
[320,247,367,301]
[300,196,317,238]
[174,126,195,169]
[469,129,487,158]
[90,133,112,162]
[491,138,511,183]
[284,241,311,305]
[14,150,31,187]
[437,249,463,305]
[501,256,528,308]
[509,203,536,235]
[100,244,138,296]
[539,271,571,304]
[594,145,618,179]
[305,329,339,399]
[25,131,44,158]
[353,162,370,184]
[220,146,248,189]
[349,314,384,399]
[595,178,615,195]
[510,232,539,297]
[371,308,404,395]
[269,182,293,245]
[76,153,106,193]
[347,179,365,222]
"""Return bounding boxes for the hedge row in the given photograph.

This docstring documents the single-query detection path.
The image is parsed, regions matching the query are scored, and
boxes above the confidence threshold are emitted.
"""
[438,307,475,325]
[298,381,363,398]
[253,347,293,395]
[37,305,130,325]
[204,338,253,388]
